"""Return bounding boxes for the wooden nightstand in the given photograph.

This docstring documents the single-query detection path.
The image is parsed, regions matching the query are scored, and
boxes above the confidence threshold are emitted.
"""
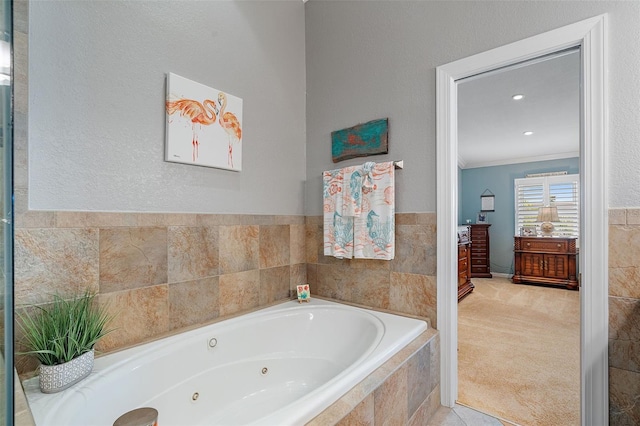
[512,236,578,290]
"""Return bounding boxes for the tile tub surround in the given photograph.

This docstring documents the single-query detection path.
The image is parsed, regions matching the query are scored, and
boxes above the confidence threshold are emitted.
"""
[608,208,640,425]
[308,328,440,425]
[13,213,306,377]
[306,213,437,328]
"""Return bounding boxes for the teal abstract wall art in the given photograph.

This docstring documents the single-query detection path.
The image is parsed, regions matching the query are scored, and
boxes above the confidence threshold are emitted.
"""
[331,118,388,163]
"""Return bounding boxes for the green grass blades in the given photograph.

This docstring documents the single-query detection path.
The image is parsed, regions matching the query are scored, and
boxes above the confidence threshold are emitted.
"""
[18,290,113,366]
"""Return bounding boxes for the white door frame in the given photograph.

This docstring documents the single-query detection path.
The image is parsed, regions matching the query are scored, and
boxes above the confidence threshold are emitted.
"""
[436,15,608,425]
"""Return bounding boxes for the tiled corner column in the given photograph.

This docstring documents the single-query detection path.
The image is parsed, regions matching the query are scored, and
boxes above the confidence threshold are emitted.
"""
[14,212,306,376]
[308,328,440,425]
[608,208,640,425]
[306,213,437,328]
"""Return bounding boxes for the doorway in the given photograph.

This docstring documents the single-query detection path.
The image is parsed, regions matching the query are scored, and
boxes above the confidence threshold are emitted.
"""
[436,15,608,425]
[456,49,581,424]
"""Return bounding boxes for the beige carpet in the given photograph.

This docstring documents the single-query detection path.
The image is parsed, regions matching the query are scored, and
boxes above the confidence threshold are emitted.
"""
[457,277,580,426]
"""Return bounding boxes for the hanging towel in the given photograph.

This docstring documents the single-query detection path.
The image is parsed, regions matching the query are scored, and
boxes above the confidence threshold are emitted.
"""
[323,169,354,259]
[353,161,395,260]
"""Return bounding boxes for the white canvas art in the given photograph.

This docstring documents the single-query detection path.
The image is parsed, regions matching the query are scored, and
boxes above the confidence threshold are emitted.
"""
[165,73,243,171]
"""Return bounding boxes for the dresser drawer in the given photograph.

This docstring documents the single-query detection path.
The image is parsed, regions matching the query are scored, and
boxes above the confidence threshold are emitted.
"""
[519,238,567,253]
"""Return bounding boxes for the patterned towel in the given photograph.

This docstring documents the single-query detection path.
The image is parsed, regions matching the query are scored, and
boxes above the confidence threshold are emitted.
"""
[323,168,353,259]
[323,161,395,260]
[353,162,395,260]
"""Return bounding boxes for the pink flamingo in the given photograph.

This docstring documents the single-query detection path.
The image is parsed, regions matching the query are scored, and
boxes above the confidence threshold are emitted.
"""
[217,92,242,168]
[166,98,218,161]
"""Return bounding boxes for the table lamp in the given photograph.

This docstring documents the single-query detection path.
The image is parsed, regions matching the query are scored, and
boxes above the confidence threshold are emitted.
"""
[537,206,559,236]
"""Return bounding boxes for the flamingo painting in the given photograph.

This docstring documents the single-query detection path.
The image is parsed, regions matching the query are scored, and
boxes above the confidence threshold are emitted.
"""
[217,92,242,168]
[165,73,243,171]
[165,98,218,161]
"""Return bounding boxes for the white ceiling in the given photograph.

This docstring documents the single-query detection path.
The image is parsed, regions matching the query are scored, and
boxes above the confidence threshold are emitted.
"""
[457,49,580,169]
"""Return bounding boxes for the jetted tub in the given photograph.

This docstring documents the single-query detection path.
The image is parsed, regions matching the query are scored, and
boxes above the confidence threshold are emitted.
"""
[23,298,427,425]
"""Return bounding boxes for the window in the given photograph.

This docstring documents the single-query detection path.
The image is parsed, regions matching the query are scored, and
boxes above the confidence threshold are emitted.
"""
[514,174,579,239]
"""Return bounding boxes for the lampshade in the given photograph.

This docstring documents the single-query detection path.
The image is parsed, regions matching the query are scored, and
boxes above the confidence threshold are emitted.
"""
[537,206,559,236]
[537,206,559,222]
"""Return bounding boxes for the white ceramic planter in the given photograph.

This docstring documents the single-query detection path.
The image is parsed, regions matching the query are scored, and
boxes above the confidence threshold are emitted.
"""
[39,349,94,393]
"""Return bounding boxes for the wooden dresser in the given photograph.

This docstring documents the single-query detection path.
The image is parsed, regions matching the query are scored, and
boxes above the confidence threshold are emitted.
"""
[513,236,578,290]
[469,224,492,278]
[458,241,474,301]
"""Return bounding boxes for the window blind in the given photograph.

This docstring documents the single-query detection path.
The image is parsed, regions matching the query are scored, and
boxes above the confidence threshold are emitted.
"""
[514,174,580,239]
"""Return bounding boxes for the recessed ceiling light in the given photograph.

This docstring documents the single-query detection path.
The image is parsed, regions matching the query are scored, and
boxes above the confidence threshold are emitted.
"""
[512,94,524,100]
[523,131,533,136]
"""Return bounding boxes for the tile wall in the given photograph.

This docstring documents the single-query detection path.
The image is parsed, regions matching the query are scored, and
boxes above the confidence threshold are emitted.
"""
[608,208,640,425]
[309,329,440,425]
[306,213,437,328]
[14,213,306,375]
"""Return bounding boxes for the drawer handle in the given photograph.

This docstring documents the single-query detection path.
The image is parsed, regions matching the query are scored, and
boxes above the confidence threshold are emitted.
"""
[526,243,531,247]
[557,244,561,247]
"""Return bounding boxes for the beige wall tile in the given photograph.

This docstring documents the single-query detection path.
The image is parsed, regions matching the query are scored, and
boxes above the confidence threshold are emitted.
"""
[290,224,306,265]
[275,215,305,225]
[307,263,318,287]
[627,209,640,225]
[391,224,437,275]
[337,394,374,425]
[219,270,260,316]
[609,339,640,374]
[609,266,640,299]
[408,384,441,426]
[196,214,233,226]
[348,269,391,310]
[415,212,437,225]
[609,225,640,269]
[305,222,320,264]
[133,213,199,227]
[15,228,99,305]
[245,215,275,225]
[609,296,640,342]
[259,225,290,269]
[219,225,259,274]
[429,333,440,394]
[290,263,307,293]
[56,212,138,228]
[99,227,168,293]
[390,272,437,327]
[396,213,417,225]
[609,367,640,426]
[315,263,352,302]
[314,263,440,314]
[13,147,28,190]
[350,258,391,271]
[13,188,29,216]
[96,285,170,352]
[373,363,408,426]
[407,344,432,418]
[14,211,56,229]
[13,0,29,34]
[609,209,627,225]
[168,277,219,330]
[308,399,354,426]
[259,266,290,305]
[167,226,218,283]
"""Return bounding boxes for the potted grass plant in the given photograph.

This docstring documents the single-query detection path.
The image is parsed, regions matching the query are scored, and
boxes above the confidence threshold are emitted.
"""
[18,290,113,393]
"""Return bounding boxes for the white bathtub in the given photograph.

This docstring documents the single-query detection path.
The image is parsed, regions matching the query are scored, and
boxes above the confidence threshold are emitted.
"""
[23,298,427,426]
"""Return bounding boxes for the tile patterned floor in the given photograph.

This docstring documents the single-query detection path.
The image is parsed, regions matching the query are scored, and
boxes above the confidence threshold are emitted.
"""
[428,403,519,426]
